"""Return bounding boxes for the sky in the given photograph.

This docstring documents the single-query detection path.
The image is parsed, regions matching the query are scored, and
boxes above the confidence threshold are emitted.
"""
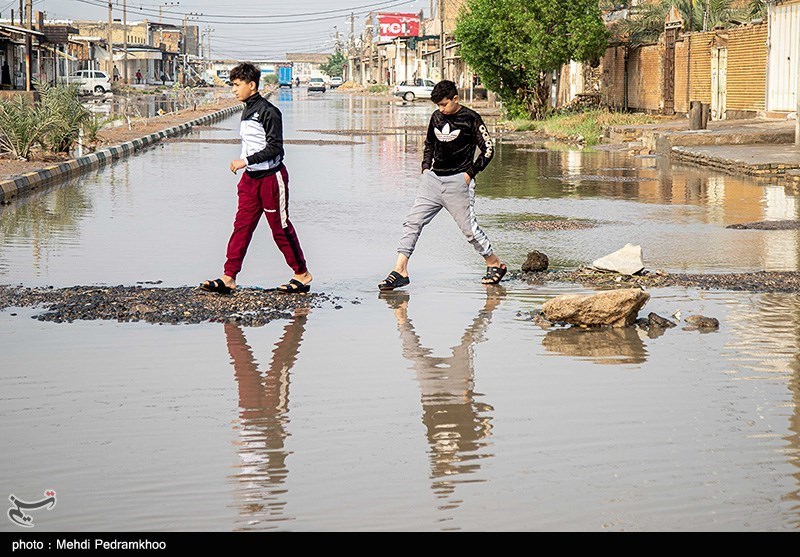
[5,0,432,59]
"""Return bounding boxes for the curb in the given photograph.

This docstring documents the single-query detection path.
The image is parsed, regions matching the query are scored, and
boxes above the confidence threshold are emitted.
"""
[0,103,243,204]
[671,146,800,179]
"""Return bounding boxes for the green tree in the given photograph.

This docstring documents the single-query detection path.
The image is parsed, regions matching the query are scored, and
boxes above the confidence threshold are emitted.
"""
[456,0,609,119]
[320,51,346,78]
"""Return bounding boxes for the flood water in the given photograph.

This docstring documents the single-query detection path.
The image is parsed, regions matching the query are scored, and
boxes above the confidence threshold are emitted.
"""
[1,87,799,531]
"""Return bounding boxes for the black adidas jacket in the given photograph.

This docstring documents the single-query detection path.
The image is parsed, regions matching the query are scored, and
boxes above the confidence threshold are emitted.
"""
[421,105,494,179]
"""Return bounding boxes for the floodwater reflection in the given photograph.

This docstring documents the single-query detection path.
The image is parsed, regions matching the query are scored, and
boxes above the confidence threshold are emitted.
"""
[225,309,309,530]
[381,287,503,508]
[542,326,648,365]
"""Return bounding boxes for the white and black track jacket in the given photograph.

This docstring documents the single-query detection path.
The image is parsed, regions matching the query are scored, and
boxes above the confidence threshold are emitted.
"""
[240,93,284,178]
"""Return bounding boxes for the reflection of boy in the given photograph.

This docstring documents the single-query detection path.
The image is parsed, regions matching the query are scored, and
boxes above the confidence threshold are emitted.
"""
[379,80,506,291]
[200,62,312,295]
[382,289,503,497]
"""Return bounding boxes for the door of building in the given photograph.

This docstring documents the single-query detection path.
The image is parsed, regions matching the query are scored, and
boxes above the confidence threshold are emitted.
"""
[711,46,727,120]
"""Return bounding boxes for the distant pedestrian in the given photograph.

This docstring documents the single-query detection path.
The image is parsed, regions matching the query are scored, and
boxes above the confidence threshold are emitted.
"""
[160,71,167,85]
[295,76,299,87]
[199,62,312,296]
[113,64,120,82]
[1,60,11,87]
[135,69,142,84]
[378,79,504,291]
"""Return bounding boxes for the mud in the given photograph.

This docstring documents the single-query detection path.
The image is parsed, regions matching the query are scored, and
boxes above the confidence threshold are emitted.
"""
[0,285,346,327]
[513,268,800,293]
[726,220,800,230]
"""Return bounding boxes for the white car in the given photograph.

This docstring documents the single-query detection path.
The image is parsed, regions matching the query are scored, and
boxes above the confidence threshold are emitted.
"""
[393,78,435,101]
[308,77,326,92]
[329,76,343,89]
[66,70,111,95]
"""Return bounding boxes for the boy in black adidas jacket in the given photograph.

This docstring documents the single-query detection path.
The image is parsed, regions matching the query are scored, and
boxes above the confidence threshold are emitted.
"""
[379,80,506,291]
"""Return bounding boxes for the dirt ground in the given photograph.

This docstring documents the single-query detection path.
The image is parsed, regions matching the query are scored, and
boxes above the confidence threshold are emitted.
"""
[0,94,240,182]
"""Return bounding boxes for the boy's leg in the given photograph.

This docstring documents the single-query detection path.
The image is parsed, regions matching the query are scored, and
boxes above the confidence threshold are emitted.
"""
[223,173,264,283]
[441,175,494,258]
[380,172,443,290]
[260,165,310,280]
[441,175,505,282]
[396,171,445,263]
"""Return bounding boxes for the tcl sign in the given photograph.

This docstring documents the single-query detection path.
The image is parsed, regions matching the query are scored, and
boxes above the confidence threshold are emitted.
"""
[378,13,420,40]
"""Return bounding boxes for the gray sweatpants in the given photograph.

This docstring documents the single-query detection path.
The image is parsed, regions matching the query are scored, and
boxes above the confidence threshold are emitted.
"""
[397,171,493,258]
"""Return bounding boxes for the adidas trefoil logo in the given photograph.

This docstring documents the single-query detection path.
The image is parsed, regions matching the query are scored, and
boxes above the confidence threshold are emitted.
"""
[434,123,461,143]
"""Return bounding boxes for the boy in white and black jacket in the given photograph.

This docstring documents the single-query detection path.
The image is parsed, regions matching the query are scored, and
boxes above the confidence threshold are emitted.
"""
[379,80,506,291]
[200,63,312,295]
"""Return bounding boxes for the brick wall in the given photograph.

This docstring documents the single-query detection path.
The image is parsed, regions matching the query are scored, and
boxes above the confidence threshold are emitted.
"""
[626,42,661,112]
[600,45,626,109]
[674,24,767,117]
[725,24,768,115]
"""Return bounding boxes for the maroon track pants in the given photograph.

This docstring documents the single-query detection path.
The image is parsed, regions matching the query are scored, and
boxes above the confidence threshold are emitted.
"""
[224,165,307,280]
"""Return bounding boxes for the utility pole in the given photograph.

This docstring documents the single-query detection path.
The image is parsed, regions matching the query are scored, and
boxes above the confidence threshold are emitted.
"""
[123,0,128,83]
[438,0,444,80]
[203,27,214,70]
[348,12,354,82]
[24,0,31,91]
[159,2,179,24]
[107,0,114,75]
[182,12,201,86]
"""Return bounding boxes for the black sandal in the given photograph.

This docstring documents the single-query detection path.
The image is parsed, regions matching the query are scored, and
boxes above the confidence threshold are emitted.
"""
[277,278,311,294]
[378,271,410,291]
[481,264,507,285]
[199,278,234,295]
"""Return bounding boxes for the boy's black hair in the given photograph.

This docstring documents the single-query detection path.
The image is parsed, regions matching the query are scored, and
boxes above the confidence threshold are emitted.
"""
[230,62,260,88]
[430,80,458,104]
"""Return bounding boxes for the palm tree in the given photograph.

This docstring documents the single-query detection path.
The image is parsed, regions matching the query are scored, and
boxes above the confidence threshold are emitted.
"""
[612,0,766,46]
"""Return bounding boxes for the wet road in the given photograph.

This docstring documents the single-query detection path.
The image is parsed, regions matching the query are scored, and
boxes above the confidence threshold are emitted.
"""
[1,87,799,531]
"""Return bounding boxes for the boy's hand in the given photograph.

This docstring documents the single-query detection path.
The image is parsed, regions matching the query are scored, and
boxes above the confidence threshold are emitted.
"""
[464,173,472,185]
[230,159,247,174]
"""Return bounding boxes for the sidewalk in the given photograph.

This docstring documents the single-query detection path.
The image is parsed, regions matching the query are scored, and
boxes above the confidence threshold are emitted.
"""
[607,116,800,181]
[0,92,243,204]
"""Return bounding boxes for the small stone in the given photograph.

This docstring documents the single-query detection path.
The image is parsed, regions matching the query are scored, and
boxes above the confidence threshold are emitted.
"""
[522,250,549,273]
[684,315,719,329]
[647,312,676,328]
[531,312,552,329]
[592,243,645,276]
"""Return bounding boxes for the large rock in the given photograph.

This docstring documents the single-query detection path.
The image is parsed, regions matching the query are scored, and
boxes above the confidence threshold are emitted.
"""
[592,243,644,275]
[541,288,650,328]
[522,250,549,272]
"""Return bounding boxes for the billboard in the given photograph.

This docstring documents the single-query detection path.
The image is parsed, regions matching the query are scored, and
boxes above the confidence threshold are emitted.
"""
[377,12,420,41]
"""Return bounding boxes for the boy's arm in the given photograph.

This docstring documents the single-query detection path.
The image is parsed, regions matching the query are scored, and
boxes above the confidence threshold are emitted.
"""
[468,113,494,179]
[421,114,436,173]
[246,106,284,165]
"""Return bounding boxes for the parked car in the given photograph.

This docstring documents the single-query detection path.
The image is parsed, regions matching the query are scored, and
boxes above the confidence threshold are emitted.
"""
[308,77,326,92]
[329,76,343,89]
[393,78,435,101]
[66,70,112,95]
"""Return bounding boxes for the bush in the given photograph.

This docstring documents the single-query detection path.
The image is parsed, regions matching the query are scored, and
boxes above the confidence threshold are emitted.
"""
[39,82,90,153]
[0,94,57,160]
[368,84,388,94]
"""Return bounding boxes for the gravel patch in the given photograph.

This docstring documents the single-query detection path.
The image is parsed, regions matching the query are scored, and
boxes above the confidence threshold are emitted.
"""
[0,284,346,327]
[511,268,800,293]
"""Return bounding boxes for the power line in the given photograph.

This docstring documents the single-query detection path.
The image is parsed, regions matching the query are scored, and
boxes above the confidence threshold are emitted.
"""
[71,0,415,24]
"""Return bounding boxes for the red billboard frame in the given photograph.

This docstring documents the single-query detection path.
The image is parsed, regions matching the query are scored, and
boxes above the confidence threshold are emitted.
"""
[377,12,420,41]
